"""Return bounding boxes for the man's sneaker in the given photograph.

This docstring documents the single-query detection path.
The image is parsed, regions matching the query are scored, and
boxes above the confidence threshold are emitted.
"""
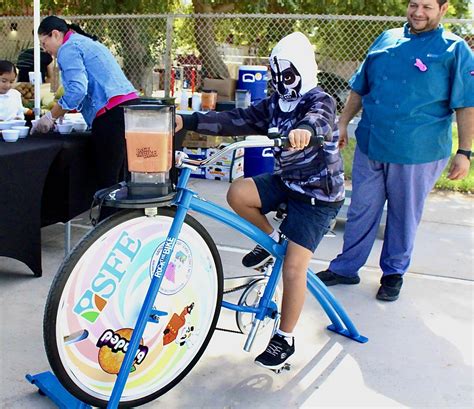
[242,244,274,269]
[316,269,360,286]
[376,274,403,301]
[255,334,295,370]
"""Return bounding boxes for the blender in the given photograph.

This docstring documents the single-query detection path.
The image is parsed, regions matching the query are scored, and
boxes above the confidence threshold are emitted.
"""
[124,104,175,197]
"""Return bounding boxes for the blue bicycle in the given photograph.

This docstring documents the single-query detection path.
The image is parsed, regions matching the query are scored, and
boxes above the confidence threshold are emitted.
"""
[41,134,367,408]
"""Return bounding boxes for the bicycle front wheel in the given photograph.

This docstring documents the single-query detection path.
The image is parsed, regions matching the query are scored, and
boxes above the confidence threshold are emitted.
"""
[44,208,223,407]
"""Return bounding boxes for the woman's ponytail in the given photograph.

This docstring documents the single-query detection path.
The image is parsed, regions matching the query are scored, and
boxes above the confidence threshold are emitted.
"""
[68,23,99,41]
[38,16,98,42]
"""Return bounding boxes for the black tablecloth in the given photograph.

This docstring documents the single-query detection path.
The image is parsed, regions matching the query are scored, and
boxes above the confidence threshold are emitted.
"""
[0,132,97,276]
[0,137,63,276]
[40,133,97,226]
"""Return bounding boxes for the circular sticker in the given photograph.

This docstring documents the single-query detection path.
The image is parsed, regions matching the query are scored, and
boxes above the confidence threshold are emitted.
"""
[149,240,193,295]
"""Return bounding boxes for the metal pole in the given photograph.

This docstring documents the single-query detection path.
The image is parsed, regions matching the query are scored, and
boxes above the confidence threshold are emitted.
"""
[64,221,71,256]
[163,15,174,98]
[33,0,41,119]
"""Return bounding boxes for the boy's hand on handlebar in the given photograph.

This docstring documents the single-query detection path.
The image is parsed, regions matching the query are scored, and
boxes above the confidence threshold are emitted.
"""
[288,128,312,150]
[175,115,183,132]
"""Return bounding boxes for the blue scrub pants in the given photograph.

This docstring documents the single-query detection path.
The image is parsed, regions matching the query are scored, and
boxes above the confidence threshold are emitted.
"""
[329,146,448,278]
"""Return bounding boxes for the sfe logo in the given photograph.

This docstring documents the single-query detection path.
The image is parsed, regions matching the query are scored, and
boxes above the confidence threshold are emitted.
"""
[73,231,141,323]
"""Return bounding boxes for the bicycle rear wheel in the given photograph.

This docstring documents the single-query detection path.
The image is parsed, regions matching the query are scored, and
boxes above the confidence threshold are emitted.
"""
[44,208,223,407]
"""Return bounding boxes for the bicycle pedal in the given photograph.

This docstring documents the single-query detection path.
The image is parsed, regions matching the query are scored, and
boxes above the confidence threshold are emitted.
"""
[253,260,275,272]
[271,363,291,374]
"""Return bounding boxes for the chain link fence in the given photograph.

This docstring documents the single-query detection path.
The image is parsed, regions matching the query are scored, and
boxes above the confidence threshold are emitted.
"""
[1,13,473,108]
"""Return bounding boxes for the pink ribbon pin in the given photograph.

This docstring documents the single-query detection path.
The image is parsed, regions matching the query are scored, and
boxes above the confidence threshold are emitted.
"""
[414,58,428,72]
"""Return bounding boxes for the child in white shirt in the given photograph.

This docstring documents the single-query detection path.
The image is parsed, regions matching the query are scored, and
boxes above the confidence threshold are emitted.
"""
[0,60,25,121]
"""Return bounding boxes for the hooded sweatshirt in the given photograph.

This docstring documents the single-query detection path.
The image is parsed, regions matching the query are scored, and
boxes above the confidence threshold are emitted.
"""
[183,32,345,203]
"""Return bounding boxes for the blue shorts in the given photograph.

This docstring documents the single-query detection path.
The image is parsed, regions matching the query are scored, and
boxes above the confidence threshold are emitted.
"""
[253,173,342,252]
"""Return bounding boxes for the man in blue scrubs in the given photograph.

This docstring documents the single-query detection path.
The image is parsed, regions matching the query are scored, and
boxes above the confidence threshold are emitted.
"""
[318,0,473,301]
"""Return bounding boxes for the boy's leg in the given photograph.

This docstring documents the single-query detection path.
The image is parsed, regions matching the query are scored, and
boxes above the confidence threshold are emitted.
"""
[255,199,340,369]
[279,242,313,332]
[227,177,273,233]
[228,175,286,268]
[254,243,311,370]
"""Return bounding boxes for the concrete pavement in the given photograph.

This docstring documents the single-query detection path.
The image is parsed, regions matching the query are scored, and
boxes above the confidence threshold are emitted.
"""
[0,179,472,408]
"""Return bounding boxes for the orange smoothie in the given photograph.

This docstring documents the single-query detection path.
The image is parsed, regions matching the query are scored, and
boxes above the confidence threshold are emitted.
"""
[125,131,172,173]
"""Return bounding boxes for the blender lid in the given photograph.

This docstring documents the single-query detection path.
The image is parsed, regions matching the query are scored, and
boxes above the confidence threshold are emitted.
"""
[124,104,175,111]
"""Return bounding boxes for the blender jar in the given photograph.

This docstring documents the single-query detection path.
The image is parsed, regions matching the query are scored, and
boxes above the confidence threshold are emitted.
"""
[124,105,175,196]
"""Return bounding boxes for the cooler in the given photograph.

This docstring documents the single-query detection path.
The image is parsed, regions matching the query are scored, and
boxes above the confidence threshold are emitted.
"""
[237,65,268,103]
[243,147,274,177]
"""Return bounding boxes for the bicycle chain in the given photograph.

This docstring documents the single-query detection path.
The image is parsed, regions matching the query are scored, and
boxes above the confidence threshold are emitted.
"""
[215,326,244,334]
[223,283,252,295]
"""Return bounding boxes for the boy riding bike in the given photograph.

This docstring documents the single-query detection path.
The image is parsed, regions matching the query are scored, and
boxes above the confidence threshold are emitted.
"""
[176,32,344,370]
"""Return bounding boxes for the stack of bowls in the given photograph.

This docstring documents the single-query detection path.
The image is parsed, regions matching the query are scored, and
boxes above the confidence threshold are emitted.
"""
[12,119,26,127]
[0,121,15,131]
[72,121,88,132]
[12,126,30,138]
[57,123,74,134]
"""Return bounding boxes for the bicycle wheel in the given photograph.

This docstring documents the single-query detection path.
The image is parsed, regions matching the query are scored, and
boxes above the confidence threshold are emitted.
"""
[44,208,223,407]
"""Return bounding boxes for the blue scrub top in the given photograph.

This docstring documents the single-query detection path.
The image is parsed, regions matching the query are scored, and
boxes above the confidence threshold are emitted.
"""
[350,23,474,164]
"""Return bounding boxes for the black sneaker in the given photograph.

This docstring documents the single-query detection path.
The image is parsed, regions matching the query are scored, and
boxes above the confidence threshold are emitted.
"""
[242,244,274,269]
[316,269,360,286]
[255,334,295,370]
[376,274,403,301]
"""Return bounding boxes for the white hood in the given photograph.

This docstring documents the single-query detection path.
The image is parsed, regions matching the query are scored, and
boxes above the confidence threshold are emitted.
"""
[269,32,318,104]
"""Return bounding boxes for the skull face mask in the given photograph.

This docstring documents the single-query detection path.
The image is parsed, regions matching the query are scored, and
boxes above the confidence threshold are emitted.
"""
[269,32,318,109]
[270,57,302,101]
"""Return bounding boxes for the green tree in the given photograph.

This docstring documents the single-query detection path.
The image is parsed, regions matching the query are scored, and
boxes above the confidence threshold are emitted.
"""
[2,0,470,84]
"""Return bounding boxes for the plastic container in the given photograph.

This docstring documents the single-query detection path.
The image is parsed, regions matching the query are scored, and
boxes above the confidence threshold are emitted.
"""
[235,89,251,109]
[2,129,20,142]
[0,121,14,130]
[200,90,217,111]
[125,106,173,174]
[237,65,268,103]
[124,104,175,197]
[11,126,29,138]
[72,121,88,132]
[179,88,189,110]
[12,119,26,127]
[57,123,73,134]
[192,94,201,111]
[243,146,274,177]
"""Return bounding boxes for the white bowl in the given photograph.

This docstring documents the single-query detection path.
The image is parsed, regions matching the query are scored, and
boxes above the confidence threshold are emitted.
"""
[12,126,29,138]
[12,119,26,127]
[56,123,74,134]
[2,129,20,142]
[0,121,15,130]
[72,122,87,132]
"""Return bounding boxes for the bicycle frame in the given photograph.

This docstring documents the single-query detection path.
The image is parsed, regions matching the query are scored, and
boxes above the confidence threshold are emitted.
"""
[106,139,368,408]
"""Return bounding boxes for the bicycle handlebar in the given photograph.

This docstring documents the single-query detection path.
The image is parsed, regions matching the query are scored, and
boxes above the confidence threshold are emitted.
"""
[178,134,324,169]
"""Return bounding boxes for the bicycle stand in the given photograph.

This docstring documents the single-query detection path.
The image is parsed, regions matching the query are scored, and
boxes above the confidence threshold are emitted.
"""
[26,372,92,408]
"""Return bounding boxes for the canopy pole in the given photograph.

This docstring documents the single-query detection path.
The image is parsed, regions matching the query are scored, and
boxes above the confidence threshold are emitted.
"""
[33,0,41,119]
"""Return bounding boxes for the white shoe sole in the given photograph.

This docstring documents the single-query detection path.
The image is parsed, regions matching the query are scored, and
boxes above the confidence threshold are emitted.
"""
[242,255,274,269]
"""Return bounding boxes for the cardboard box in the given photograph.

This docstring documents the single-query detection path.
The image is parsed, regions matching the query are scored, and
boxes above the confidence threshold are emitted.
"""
[190,167,207,179]
[206,145,244,166]
[182,147,207,160]
[202,78,237,102]
[206,156,244,182]
[182,135,235,148]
